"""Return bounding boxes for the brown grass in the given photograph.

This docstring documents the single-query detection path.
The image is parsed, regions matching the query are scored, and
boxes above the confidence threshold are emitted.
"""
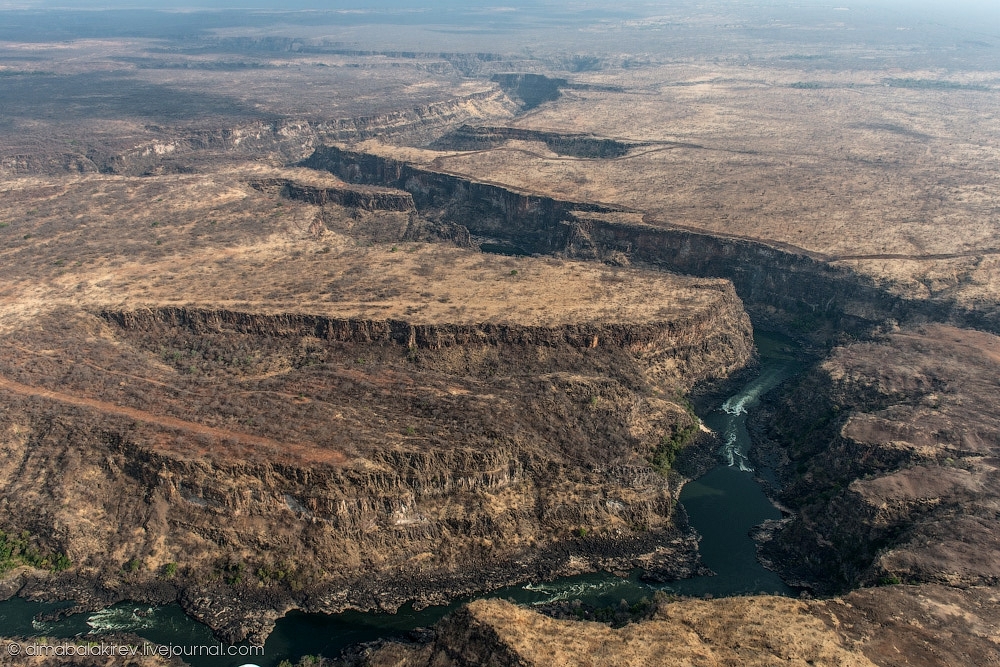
[0,168,733,331]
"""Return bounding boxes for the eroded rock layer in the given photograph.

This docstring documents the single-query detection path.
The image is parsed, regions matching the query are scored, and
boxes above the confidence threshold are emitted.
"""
[756,324,1000,595]
[0,262,751,643]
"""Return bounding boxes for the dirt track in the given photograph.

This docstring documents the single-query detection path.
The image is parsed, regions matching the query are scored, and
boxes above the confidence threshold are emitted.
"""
[0,373,347,466]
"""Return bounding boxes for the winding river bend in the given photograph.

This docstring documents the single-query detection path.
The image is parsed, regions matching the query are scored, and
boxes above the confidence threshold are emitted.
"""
[0,332,803,667]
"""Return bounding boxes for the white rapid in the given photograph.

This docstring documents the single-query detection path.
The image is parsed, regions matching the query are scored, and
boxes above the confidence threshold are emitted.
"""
[715,360,797,471]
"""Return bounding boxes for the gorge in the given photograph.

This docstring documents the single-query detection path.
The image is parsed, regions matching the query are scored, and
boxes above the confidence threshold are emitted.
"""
[2,3,1000,665]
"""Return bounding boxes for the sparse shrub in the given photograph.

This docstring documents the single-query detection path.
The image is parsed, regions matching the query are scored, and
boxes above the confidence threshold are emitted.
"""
[53,554,72,572]
[652,421,698,473]
[0,530,71,574]
[224,560,245,586]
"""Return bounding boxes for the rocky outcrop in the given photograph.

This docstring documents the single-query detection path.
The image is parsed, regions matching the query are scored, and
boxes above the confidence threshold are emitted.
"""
[249,178,415,212]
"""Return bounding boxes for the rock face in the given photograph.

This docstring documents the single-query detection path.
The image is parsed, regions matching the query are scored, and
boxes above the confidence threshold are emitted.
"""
[0,293,752,644]
[430,125,645,158]
[100,306,750,387]
[249,179,416,212]
[755,324,1000,594]
[301,147,998,338]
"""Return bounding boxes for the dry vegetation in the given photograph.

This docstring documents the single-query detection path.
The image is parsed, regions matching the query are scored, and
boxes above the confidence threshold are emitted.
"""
[365,596,878,667]
[2,2,1000,662]
[0,167,734,331]
[364,582,1000,667]
[361,62,1000,309]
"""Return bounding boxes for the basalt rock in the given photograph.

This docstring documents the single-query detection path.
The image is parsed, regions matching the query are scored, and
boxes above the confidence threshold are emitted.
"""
[249,179,415,212]
[0,298,752,644]
[754,324,1000,594]
[301,146,1000,338]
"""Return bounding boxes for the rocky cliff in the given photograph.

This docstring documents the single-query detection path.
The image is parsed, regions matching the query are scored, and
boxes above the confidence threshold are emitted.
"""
[0,292,751,643]
[753,324,1000,595]
[100,306,750,387]
[301,147,999,337]
[249,178,416,212]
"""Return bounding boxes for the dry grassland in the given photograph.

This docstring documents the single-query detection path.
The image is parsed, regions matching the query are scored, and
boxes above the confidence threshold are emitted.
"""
[0,168,732,332]
[364,63,1000,308]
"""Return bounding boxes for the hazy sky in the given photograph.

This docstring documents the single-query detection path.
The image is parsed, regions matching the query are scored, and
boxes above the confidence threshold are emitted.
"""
[0,0,996,43]
[0,0,996,11]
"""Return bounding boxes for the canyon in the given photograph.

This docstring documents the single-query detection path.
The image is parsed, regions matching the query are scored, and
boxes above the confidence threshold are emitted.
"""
[1,2,1000,665]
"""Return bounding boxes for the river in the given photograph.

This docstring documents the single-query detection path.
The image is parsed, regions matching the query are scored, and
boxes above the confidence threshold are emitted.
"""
[0,332,803,667]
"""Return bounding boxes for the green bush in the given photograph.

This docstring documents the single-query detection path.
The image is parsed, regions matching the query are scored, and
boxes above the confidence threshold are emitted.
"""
[0,530,71,574]
[651,422,698,473]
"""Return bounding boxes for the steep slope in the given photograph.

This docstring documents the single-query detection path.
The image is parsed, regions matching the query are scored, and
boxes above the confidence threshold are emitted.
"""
[0,173,753,642]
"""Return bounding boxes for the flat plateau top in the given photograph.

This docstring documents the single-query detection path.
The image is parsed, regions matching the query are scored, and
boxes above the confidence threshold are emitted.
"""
[0,169,732,330]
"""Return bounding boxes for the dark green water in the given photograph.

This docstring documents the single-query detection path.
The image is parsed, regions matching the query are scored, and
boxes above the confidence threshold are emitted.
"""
[0,332,803,667]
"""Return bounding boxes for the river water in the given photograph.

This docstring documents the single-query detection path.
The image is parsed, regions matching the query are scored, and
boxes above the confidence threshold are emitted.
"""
[0,332,803,667]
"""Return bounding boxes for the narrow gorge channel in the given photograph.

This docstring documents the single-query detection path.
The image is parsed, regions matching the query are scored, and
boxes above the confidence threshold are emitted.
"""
[0,333,803,667]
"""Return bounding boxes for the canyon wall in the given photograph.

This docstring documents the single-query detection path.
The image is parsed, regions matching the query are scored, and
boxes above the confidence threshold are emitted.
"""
[752,325,1000,595]
[1,299,751,643]
[301,146,1000,337]
[1,88,519,177]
